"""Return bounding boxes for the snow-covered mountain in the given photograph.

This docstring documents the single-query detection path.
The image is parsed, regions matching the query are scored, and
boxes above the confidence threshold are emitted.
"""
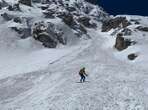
[0,0,148,110]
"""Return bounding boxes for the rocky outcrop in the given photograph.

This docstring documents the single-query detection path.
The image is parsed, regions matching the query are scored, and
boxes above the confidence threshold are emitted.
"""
[8,3,20,11]
[32,21,66,48]
[1,13,14,21]
[136,26,148,32]
[114,33,134,51]
[102,17,131,32]
[85,0,98,4]
[121,28,132,36]
[128,53,138,60]
[130,19,140,25]
[43,9,55,18]
[11,27,32,39]
[19,0,32,6]
[62,13,76,27]
[77,16,97,28]
[0,0,8,9]
[62,13,87,36]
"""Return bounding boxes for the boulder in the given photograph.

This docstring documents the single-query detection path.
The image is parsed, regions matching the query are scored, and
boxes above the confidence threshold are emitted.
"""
[1,13,14,21]
[102,17,131,32]
[136,26,148,32]
[114,33,133,51]
[128,53,138,60]
[19,0,32,6]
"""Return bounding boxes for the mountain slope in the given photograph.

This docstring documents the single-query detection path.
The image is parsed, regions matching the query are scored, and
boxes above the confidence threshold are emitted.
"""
[1,26,148,110]
[0,0,148,110]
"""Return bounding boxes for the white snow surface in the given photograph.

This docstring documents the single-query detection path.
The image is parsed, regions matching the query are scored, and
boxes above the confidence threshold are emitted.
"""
[0,1,148,110]
[1,26,148,109]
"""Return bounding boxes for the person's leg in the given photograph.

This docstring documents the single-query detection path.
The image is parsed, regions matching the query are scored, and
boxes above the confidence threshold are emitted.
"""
[83,75,86,82]
[80,75,83,82]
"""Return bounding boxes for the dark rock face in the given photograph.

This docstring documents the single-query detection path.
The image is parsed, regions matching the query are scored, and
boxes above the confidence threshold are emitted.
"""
[130,19,140,25]
[1,13,14,21]
[114,33,133,51]
[121,28,132,36]
[37,32,57,48]
[32,0,41,3]
[66,6,76,12]
[0,0,8,9]
[13,17,22,23]
[8,3,20,11]
[62,13,88,37]
[102,17,131,32]
[43,9,55,18]
[62,13,75,26]
[85,0,98,4]
[128,53,138,60]
[32,21,66,48]
[19,0,32,6]
[77,16,97,28]
[11,27,32,39]
[136,26,148,32]
[40,4,49,10]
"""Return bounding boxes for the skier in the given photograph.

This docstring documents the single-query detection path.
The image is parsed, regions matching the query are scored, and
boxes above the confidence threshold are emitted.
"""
[79,67,88,83]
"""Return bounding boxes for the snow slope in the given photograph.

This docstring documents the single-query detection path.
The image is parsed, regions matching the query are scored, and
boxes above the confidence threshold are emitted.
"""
[0,0,148,110]
[1,25,148,110]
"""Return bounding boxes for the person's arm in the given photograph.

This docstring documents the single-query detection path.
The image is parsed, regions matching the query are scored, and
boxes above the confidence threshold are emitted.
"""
[84,71,88,76]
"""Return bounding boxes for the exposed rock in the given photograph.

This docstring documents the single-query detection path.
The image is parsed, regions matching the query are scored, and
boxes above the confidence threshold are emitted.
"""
[102,17,131,32]
[43,9,55,18]
[32,21,66,48]
[130,19,140,25]
[121,28,132,36]
[54,29,66,45]
[32,0,41,3]
[77,16,97,28]
[37,32,57,48]
[0,0,8,9]
[66,6,76,12]
[85,0,98,4]
[13,17,22,23]
[19,0,32,6]
[61,13,88,36]
[11,27,31,39]
[0,2,2,9]
[1,13,14,21]
[78,24,87,34]
[62,13,76,26]
[8,3,20,11]
[128,53,138,60]
[136,26,148,32]
[114,33,134,51]
[46,22,66,45]
[40,4,49,10]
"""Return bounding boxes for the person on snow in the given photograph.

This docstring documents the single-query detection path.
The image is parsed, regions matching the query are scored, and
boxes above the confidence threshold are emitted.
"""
[79,67,88,82]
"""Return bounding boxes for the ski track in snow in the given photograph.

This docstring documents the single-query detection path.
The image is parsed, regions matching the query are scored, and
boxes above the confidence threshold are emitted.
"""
[0,29,148,110]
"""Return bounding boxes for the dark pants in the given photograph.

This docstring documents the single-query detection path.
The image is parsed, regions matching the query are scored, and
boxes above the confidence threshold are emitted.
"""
[80,74,86,82]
